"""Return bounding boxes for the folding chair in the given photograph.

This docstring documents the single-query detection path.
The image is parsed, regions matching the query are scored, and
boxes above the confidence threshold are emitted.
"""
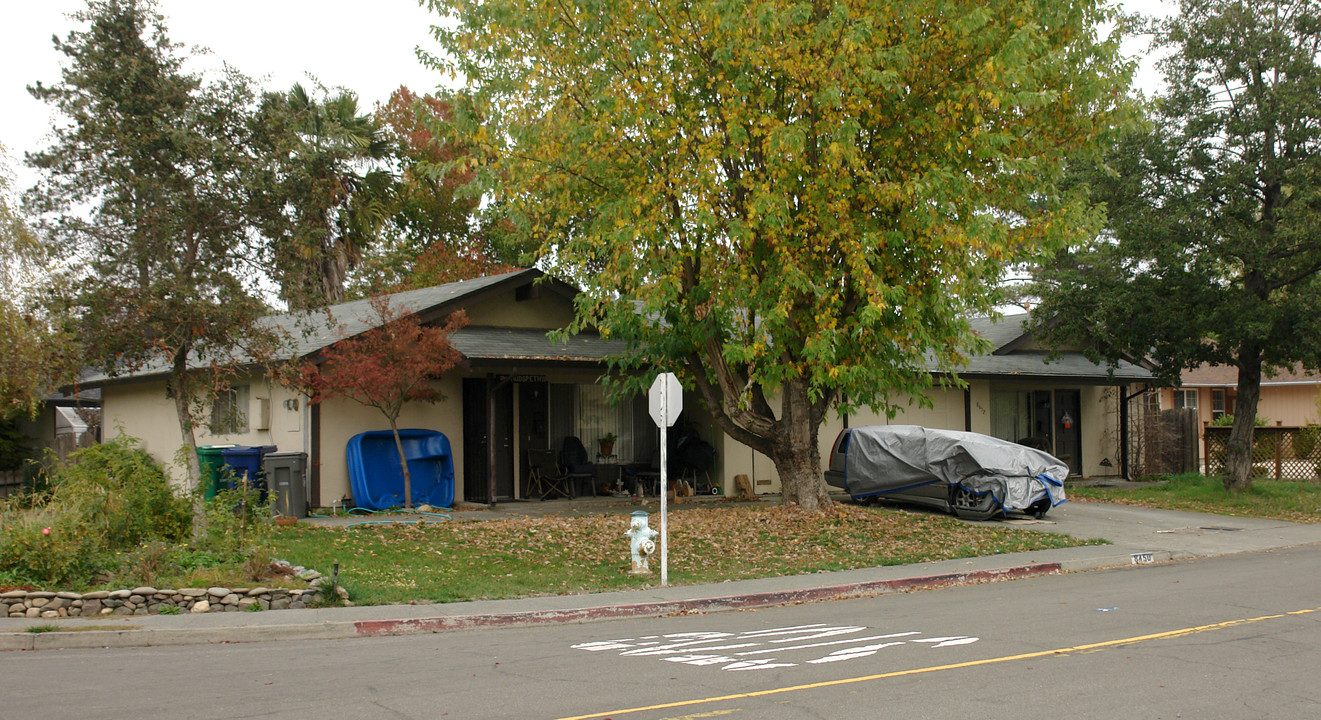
[527,448,572,499]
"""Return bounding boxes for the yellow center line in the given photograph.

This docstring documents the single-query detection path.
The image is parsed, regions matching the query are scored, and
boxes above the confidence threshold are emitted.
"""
[552,607,1321,720]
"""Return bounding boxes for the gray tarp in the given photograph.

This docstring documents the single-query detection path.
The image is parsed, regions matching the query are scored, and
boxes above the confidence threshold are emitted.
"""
[843,425,1067,512]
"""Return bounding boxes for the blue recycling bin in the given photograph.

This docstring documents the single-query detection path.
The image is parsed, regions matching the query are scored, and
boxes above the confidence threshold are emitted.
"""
[220,445,278,493]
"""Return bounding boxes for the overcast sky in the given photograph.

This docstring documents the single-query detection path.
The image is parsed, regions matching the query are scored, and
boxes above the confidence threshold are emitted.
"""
[1,0,447,181]
[2,0,1175,189]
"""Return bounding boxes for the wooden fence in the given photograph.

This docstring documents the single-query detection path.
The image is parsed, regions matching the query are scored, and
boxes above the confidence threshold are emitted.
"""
[0,433,98,500]
[1203,426,1320,482]
[50,432,98,463]
[0,469,23,500]
[1128,406,1199,478]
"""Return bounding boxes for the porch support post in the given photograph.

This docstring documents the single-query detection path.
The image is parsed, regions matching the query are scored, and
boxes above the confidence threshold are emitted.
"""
[487,375,497,504]
[487,372,517,504]
[310,402,322,508]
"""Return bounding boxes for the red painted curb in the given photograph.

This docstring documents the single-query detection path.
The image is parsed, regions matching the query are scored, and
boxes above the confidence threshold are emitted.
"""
[353,562,1063,637]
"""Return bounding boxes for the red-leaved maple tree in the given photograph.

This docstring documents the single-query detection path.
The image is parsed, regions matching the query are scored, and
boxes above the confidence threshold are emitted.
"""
[290,296,467,508]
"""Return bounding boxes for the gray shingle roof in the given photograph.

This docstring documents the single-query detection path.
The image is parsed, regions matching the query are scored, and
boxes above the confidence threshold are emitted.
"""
[270,269,534,359]
[451,327,626,363]
[958,314,1152,382]
[82,269,543,385]
[81,275,1152,387]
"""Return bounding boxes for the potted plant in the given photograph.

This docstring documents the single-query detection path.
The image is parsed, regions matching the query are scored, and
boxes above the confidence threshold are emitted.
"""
[598,432,617,457]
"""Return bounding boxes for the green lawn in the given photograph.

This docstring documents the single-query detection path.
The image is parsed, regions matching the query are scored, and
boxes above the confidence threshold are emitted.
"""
[1070,473,1321,523]
[269,503,1103,606]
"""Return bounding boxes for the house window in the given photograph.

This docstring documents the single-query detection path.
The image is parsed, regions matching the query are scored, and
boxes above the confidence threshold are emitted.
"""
[1211,389,1226,420]
[576,385,635,461]
[211,385,250,434]
[1173,389,1198,411]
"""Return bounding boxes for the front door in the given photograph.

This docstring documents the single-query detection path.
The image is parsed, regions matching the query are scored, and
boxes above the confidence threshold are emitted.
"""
[991,388,1083,477]
[463,378,515,502]
[518,382,549,496]
[1054,389,1082,477]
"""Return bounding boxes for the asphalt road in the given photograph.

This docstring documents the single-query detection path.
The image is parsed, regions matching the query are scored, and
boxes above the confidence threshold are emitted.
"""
[3,544,1320,720]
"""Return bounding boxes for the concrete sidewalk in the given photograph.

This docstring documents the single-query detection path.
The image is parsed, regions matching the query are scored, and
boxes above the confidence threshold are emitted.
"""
[4,500,1321,652]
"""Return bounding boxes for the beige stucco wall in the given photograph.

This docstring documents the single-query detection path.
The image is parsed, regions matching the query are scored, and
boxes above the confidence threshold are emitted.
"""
[1163,384,1319,428]
[313,374,464,506]
[715,378,1125,491]
[1081,385,1122,476]
[102,380,190,481]
[1258,385,1319,426]
[463,287,577,328]
[102,371,468,506]
[101,374,307,486]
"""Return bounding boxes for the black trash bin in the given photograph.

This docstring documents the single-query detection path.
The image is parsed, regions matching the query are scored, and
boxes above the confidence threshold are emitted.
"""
[262,451,308,518]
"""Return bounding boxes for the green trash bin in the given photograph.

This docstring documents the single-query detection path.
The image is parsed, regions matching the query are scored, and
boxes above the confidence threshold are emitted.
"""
[197,445,236,500]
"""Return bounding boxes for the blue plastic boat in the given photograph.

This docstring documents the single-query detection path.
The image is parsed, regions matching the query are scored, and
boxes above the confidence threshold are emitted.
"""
[346,429,455,510]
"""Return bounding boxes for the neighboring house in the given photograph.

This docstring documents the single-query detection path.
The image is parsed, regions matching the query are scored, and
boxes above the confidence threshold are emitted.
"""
[13,387,101,463]
[1165,363,1321,428]
[90,272,1153,509]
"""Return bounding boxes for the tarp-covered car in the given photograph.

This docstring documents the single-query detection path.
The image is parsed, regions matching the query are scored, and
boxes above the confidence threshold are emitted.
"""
[824,425,1067,520]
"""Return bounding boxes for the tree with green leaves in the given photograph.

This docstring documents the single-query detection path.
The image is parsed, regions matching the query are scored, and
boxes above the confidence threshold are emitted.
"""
[350,87,508,294]
[2,142,73,418]
[1028,0,1321,492]
[25,0,277,496]
[254,82,395,308]
[427,0,1131,509]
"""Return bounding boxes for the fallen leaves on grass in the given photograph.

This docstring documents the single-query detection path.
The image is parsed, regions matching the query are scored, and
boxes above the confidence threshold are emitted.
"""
[271,504,1093,605]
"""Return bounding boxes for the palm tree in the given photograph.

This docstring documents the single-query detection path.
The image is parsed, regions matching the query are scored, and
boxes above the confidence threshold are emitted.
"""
[258,83,395,308]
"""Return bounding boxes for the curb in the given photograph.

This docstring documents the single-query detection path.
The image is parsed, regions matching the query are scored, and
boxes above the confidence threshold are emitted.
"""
[354,563,1065,637]
[0,552,1169,652]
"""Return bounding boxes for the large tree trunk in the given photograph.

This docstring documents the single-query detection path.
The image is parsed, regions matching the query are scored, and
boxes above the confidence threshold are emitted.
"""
[167,357,205,540]
[1223,346,1264,492]
[771,387,832,510]
[685,357,835,511]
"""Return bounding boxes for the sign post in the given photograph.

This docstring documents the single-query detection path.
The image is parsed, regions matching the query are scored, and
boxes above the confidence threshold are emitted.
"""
[648,372,682,586]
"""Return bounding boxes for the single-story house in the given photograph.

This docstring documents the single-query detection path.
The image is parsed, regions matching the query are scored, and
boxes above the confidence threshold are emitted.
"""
[90,270,1153,508]
[1164,363,1320,428]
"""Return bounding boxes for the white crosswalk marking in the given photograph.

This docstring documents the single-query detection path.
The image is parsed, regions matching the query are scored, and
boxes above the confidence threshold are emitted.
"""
[806,641,907,664]
[572,625,978,672]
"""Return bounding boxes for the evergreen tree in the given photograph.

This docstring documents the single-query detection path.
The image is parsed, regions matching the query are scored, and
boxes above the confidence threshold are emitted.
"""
[26,0,278,496]
[1030,0,1321,491]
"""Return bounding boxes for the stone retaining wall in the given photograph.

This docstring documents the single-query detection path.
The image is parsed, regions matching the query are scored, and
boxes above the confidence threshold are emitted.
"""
[1,563,330,618]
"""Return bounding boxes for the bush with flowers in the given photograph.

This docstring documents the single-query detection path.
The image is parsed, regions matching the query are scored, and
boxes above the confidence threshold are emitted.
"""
[0,436,192,589]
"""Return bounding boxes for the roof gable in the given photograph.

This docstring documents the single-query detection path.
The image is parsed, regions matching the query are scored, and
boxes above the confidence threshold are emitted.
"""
[959,314,1152,382]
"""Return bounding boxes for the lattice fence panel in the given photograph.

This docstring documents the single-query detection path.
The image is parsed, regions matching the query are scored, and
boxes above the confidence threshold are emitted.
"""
[1204,426,1321,482]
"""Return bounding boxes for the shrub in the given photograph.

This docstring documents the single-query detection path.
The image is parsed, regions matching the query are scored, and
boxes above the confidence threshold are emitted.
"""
[198,483,275,561]
[0,506,100,588]
[0,437,192,588]
[1293,426,1320,459]
[47,437,191,548]
[119,540,182,588]
[1211,414,1269,427]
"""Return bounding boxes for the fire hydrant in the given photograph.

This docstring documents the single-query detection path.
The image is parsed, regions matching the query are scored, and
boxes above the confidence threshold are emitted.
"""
[626,510,659,574]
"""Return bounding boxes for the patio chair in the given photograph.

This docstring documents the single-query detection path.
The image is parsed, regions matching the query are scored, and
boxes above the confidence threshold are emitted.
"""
[527,448,572,499]
[559,436,595,497]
